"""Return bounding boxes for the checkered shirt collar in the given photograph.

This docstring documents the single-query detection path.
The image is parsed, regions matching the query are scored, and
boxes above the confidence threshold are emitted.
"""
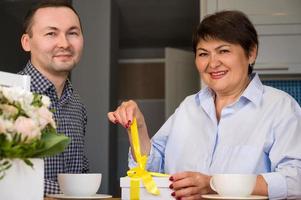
[23,60,74,98]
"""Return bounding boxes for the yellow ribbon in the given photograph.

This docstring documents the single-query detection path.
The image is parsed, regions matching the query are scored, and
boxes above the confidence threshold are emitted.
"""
[127,118,168,200]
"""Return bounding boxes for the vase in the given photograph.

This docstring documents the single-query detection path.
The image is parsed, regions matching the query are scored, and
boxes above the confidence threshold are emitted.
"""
[0,158,44,200]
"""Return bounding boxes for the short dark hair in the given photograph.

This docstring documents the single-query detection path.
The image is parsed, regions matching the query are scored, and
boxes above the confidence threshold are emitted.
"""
[23,0,82,36]
[192,10,258,74]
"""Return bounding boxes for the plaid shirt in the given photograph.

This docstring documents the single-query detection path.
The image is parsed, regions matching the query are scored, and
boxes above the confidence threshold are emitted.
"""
[19,61,89,195]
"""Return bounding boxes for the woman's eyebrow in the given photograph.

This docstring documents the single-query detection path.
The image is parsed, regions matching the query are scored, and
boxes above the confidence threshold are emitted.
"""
[196,47,208,52]
[215,44,230,50]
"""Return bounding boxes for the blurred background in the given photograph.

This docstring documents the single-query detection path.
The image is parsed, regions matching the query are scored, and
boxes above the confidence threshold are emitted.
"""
[1,0,301,197]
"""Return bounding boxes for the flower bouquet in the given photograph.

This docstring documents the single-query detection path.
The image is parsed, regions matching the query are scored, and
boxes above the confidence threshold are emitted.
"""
[0,86,70,178]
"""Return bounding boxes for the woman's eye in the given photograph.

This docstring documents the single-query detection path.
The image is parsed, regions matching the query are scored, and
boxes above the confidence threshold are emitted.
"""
[220,49,229,54]
[198,52,208,57]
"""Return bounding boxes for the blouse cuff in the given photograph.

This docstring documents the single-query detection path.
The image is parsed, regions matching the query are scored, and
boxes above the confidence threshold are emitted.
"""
[261,172,287,199]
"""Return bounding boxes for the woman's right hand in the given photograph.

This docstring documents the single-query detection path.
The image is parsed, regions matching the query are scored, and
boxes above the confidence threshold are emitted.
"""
[107,100,151,157]
[107,100,145,129]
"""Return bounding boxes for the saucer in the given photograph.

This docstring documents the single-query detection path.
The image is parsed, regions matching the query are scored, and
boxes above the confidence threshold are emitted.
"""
[46,193,112,199]
[201,194,268,200]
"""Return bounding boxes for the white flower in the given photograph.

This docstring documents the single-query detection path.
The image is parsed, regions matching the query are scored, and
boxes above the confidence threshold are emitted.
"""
[37,106,56,129]
[2,118,14,133]
[2,86,33,104]
[0,104,18,119]
[0,86,57,142]
[42,96,51,107]
[13,116,41,141]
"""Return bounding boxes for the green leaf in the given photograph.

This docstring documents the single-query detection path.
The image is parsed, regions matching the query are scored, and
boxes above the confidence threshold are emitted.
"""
[31,93,43,107]
[32,132,70,157]
[23,158,33,168]
[0,159,11,180]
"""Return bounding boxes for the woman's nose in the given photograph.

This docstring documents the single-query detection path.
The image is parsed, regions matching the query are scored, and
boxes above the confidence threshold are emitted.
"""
[208,54,221,68]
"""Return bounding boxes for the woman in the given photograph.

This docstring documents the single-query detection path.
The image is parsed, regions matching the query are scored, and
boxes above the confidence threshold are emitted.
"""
[108,10,301,200]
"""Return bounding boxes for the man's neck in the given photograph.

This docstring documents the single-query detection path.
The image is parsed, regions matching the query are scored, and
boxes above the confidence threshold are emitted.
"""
[31,62,68,98]
[52,76,67,98]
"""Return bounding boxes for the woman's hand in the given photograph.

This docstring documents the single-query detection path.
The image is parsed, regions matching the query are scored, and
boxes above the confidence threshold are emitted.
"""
[169,172,213,200]
[107,100,151,157]
[107,100,145,129]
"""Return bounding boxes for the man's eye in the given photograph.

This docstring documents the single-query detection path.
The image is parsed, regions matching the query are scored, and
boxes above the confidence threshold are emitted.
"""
[69,32,79,36]
[45,32,55,36]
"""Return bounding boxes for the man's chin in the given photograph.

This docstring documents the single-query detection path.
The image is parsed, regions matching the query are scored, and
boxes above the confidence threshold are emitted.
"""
[54,61,76,71]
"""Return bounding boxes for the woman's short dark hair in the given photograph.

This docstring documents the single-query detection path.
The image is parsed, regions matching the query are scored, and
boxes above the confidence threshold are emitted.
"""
[23,0,82,37]
[192,10,258,74]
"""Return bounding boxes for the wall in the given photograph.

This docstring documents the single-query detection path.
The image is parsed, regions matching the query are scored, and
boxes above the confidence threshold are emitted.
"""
[71,0,118,194]
[0,1,32,72]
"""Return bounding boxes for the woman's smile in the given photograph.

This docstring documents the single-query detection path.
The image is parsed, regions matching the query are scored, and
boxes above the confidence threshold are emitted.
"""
[209,70,228,79]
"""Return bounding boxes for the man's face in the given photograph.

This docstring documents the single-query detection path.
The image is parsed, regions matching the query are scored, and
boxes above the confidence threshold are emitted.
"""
[21,7,84,78]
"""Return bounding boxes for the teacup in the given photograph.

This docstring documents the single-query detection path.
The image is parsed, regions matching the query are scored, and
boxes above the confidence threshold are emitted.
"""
[210,174,257,197]
[58,173,102,196]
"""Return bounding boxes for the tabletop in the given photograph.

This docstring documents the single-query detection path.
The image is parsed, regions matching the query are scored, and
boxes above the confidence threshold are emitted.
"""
[44,197,121,200]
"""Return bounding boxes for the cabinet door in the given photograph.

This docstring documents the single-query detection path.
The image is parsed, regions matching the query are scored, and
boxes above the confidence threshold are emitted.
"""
[200,0,301,74]
[205,0,301,25]
[165,47,200,118]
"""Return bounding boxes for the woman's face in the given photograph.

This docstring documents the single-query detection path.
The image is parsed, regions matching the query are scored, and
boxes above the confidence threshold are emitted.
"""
[195,39,256,95]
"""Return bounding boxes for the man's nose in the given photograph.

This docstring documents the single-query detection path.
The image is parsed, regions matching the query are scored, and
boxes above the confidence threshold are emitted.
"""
[57,34,70,48]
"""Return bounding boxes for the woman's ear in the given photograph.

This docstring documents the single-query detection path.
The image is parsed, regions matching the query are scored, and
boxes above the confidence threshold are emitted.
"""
[21,34,31,52]
[249,45,258,65]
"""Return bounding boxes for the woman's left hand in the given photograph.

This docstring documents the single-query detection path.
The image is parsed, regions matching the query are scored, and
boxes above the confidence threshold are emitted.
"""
[169,171,213,200]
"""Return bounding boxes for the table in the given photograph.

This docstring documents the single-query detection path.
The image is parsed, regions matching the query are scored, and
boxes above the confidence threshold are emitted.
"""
[45,197,120,200]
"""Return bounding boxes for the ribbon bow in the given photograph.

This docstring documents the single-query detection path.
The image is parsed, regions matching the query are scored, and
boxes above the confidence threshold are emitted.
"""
[127,118,168,200]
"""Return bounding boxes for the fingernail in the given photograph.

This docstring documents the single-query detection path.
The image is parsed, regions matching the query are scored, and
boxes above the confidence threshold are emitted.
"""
[128,120,131,124]
[125,124,129,129]
[114,120,119,124]
[171,192,175,197]
[177,198,181,200]
[169,184,173,189]
[169,176,174,181]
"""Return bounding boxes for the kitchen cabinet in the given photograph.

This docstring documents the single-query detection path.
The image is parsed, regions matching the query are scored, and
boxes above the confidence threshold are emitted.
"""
[200,0,301,75]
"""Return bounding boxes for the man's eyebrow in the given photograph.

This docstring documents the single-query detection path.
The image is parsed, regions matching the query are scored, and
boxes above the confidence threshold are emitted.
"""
[44,26,58,31]
[43,26,81,31]
[69,26,81,31]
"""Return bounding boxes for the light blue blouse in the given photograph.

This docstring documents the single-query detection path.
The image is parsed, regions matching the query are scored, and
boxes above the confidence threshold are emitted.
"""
[129,74,301,199]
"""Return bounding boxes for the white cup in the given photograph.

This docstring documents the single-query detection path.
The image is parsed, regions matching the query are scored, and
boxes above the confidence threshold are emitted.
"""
[58,173,102,197]
[210,174,257,197]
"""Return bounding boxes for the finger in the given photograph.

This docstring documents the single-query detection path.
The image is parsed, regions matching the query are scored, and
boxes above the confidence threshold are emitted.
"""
[107,112,117,123]
[172,175,194,190]
[172,171,192,181]
[125,102,135,125]
[174,186,201,198]
[116,105,129,128]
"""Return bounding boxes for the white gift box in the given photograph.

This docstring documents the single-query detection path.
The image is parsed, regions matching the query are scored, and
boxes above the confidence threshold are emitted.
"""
[120,176,173,200]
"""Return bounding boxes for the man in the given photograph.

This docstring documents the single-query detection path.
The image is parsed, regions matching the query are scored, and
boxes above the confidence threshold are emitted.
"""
[19,0,88,195]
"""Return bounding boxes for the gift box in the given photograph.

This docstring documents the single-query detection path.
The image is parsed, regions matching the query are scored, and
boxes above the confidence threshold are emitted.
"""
[120,176,173,200]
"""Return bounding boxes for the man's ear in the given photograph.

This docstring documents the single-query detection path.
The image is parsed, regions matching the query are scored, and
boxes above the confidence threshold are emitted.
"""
[21,34,31,52]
